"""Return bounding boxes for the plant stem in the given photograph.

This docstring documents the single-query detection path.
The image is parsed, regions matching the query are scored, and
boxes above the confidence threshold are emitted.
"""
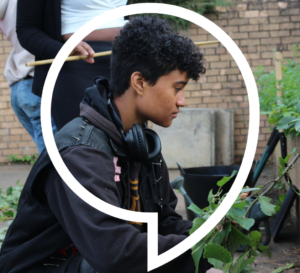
[245,153,300,217]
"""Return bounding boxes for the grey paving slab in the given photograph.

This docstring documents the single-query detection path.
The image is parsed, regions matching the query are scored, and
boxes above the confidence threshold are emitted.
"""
[0,164,32,189]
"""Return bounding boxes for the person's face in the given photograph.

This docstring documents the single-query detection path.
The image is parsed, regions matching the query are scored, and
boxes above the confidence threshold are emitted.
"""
[136,69,188,127]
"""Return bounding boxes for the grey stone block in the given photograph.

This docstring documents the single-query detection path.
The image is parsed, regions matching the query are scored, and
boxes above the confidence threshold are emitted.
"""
[152,108,234,169]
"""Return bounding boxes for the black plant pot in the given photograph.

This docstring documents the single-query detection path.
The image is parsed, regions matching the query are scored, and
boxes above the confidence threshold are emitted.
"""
[177,164,253,221]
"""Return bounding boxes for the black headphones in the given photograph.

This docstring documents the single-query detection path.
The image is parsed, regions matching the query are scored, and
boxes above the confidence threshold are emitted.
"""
[107,94,161,163]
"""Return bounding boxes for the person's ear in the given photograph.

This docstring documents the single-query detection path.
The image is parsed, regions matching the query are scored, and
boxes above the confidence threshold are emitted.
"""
[130,72,145,96]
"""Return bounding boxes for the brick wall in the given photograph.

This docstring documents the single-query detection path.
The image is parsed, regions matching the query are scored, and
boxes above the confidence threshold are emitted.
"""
[0,31,38,163]
[178,0,300,163]
[0,0,299,163]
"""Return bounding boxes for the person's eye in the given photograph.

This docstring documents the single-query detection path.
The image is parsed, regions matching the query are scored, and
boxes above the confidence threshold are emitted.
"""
[175,87,182,92]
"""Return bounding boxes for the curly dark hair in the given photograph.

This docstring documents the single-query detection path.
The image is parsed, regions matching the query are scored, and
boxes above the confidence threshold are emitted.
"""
[110,16,206,97]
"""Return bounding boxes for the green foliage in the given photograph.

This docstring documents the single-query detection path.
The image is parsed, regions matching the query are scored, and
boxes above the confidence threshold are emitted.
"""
[0,182,23,248]
[189,150,300,272]
[257,196,276,217]
[0,181,23,222]
[0,220,12,249]
[217,170,237,187]
[128,0,233,29]
[7,154,38,165]
[188,166,279,273]
[203,244,233,264]
[255,46,300,140]
[272,263,295,273]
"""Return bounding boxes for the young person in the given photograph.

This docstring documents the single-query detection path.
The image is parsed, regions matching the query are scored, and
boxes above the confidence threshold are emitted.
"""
[0,16,220,273]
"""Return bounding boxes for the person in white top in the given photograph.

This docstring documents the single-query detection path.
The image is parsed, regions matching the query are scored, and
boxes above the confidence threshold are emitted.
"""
[0,0,57,154]
[16,0,129,131]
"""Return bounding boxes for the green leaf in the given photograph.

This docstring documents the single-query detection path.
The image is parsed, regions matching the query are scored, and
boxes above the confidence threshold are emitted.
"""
[279,193,286,202]
[6,187,13,196]
[284,148,296,163]
[213,231,223,245]
[240,188,260,193]
[189,217,206,235]
[191,239,205,273]
[249,231,261,246]
[222,262,233,273]
[296,101,300,113]
[208,189,214,203]
[258,196,276,216]
[295,120,300,132]
[229,251,255,273]
[217,170,237,187]
[217,176,231,187]
[250,248,260,257]
[203,244,233,264]
[240,264,254,273]
[227,208,255,230]
[276,116,295,130]
[221,222,231,245]
[231,226,252,246]
[3,210,14,217]
[258,244,272,258]
[188,203,204,216]
[232,201,246,210]
[208,258,223,270]
[272,263,295,273]
[245,198,253,208]
[210,201,217,211]
[279,157,285,167]
[268,117,277,124]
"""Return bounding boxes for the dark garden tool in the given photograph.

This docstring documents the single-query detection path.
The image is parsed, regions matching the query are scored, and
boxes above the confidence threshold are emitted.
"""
[252,128,279,186]
[170,173,271,245]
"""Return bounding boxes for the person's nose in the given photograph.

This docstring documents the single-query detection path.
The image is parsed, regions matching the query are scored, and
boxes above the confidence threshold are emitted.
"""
[177,91,186,108]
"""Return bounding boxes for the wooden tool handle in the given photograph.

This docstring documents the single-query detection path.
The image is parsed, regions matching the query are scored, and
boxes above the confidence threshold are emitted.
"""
[26,40,219,67]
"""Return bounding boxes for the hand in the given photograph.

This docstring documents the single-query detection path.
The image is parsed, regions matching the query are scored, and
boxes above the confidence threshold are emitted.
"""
[69,41,95,63]
[240,186,250,200]
[206,268,223,273]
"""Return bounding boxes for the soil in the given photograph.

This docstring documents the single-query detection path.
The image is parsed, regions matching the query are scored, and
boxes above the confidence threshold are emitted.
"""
[240,164,300,273]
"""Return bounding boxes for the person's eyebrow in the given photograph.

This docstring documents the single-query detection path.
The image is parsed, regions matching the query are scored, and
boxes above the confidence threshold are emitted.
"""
[175,81,188,85]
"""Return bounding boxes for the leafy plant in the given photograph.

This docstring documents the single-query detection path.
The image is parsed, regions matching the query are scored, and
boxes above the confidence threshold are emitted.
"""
[0,181,24,222]
[255,46,300,140]
[189,151,300,273]
[7,154,38,165]
[129,0,233,29]
[272,263,295,273]
[0,220,12,249]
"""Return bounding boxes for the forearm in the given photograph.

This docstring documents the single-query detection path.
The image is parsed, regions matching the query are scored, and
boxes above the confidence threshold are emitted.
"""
[16,0,63,59]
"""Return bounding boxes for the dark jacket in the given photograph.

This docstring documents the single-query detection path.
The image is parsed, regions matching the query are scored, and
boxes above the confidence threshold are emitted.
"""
[0,78,195,273]
[16,0,62,96]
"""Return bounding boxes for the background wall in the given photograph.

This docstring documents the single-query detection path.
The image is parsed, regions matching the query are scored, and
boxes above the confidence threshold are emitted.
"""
[0,0,299,163]
[178,0,300,163]
[0,31,38,163]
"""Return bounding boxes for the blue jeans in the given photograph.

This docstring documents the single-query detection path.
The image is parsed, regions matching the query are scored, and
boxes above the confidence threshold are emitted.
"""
[10,78,57,154]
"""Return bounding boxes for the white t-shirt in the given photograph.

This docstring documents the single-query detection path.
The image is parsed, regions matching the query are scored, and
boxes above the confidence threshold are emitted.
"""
[0,0,34,86]
[61,0,128,35]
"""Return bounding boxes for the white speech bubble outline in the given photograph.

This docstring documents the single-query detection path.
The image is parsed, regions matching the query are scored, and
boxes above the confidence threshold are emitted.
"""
[41,3,259,272]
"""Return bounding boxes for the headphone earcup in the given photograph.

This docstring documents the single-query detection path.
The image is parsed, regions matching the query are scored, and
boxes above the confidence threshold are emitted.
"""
[126,124,149,162]
[125,125,161,163]
[144,129,161,162]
